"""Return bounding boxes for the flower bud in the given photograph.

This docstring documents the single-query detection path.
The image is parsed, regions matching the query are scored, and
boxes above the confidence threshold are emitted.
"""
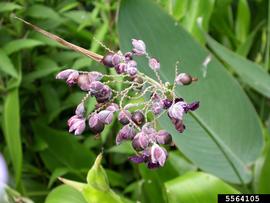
[156,130,172,145]
[131,111,145,126]
[132,39,146,56]
[68,115,86,135]
[132,132,149,151]
[115,63,127,74]
[142,123,156,135]
[124,52,133,61]
[127,66,137,76]
[75,102,85,116]
[112,54,122,66]
[152,99,164,115]
[95,85,112,103]
[175,73,192,85]
[149,58,160,70]
[97,110,113,124]
[89,81,105,94]
[102,53,114,67]
[89,113,105,134]
[118,110,132,125]
[116,125,136,145]
[150,144,167,167]
[106,103,119,112]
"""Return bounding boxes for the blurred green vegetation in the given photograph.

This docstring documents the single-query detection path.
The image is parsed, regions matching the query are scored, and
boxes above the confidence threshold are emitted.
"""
[0,0,269,203]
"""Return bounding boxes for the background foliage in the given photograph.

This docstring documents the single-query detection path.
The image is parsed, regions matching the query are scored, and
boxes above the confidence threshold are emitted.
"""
[0,0,269,202]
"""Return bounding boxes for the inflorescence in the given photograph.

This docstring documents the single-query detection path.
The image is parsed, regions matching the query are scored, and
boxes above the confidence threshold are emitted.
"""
[56,39,199,169]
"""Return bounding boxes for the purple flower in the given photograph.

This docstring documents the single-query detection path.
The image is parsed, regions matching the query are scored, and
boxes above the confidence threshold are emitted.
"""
[90,81,112,103]
[186,101,200,112]
[150,144,167,167]
[112,54,122,66]
[75,102,85,117]
[175,73,192,86]
[149,58,160,70]
[124,52,133,61]
[98,110,114,124]
[67,115,86,135]
[141,123,156,135]
[126,60,137,76]
[162,99,173,109]
[106,103,119,112]
[152,98,164,115]
[0,154,8,192]
[102,53,114,67]
[131,111,145,126]
[132,39,146,55]
[168,101,186,120]
[77,71,103,91]
[116,125,136,145]
[55,68,79,85]
[115,63,127,74]
[156,130,172,145]
[118,110,132,125]
[89,113,105,134]
[132,132,149,151]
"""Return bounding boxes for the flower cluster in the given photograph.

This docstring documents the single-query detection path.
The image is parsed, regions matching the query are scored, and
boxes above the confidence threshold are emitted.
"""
[56,39,199,169]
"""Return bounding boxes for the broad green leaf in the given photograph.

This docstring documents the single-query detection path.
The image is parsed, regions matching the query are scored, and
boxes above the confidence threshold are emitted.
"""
[181,0,215,44]
[257,143,270,193]
[235,0,250,45]
[45,185,87,203]
[3,88,22,186]
[32,122,95,172]
[0,2,22,13]
[165,172,240,203]
[48,168,69,188]
[26,5,60,20]
[3,39,44,55]
[118,0,263,183]
[138,165,167,203]
[0,49,18,78]
[206,35,270,98]
[171,0,188,21]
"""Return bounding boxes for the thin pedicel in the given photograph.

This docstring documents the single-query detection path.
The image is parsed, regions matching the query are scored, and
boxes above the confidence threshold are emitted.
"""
[15,16,200,169]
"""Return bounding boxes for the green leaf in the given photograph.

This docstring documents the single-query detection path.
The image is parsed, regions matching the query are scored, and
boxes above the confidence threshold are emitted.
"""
[3,39,44,55]
[48,168,69,188]
[0,2,22,13]
[32,122,95,172]
[3,88,22,186]
[235,0,250,44]
[206,35,270,98]
[87,153,109,191]
[118,0,263,183]
[0,49,18,78]
[165,172,240,203]
[26,5,60,20]
[45,185,87,203]
[181,0,215,44]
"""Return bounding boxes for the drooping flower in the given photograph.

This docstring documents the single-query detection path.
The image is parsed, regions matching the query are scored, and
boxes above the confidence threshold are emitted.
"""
[90,81,112,103]
[89,113,105,134]
[149,58,160,70]
[170,117,185,133]
[116,125,136,145]
[112,54,122,66]
[56,69,76,80]
[131,39,146,56]
[67,115,86,135]
[98,110,114,124]
[126,60,137,76]
[151,97,164,115]
[115,63,127,74]
[102,53,114,67]
[150,143,168,167]
[168,101,186,120]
